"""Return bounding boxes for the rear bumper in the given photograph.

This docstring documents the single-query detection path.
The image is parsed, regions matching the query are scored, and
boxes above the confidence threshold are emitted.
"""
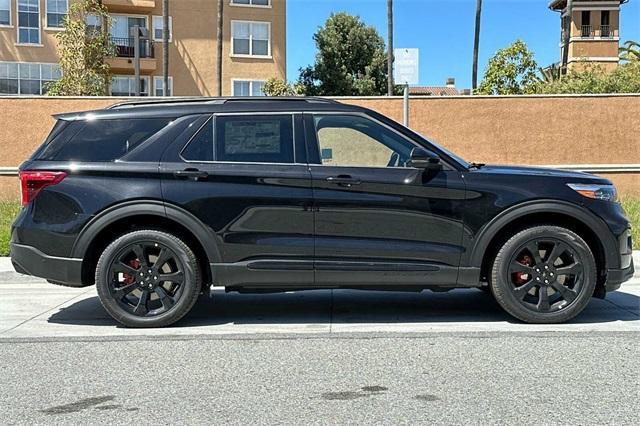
[10,243,86,287]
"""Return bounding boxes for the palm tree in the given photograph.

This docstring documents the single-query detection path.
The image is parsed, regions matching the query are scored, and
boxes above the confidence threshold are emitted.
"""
[619,40,640,62]
[216,0,224,96]
[471,0,482,93]
[162,0,169,96]
[561,0,573,74]
[387,0,394,96]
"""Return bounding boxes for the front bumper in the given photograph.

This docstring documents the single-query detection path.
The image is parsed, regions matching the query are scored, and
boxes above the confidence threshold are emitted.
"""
[605,258,634,292]
[10,243,85,287]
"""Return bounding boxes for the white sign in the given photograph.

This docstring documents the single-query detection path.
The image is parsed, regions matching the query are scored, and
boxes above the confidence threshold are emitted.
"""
[393,48,419,86]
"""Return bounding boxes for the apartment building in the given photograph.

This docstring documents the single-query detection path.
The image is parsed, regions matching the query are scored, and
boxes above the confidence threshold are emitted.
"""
[550,0,627,71]
[0,0,286,96]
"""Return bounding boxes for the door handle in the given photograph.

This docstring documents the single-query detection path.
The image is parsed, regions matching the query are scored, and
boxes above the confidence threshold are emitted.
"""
[173,168,209,180]
[326,175,361,187]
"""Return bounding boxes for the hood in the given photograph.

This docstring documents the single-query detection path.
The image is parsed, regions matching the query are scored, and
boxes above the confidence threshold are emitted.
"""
[473,164,611,183]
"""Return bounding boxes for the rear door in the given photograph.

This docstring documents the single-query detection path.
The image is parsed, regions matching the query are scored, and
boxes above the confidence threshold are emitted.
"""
[305,113,466,286]
[161,113,315,287]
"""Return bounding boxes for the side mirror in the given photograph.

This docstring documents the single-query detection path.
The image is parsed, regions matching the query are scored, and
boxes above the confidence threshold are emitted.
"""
[409,147,441,170]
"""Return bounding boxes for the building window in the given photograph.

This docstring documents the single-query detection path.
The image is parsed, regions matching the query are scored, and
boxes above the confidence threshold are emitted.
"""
[232,80,265,96]
[0,62,61,95]
[581,11,592,37]
[601,10,611,37]
[18,0,40,44]
[46,0,68,29]
[111,76,150,96]
[0,0,10,26]
[231,21,270,57]
[230,0,271,6]
[154,76,173,96]
[85,14,101,34]
[152,16,172,41]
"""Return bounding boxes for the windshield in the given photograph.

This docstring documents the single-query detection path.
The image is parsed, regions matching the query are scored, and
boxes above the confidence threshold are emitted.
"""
[416,133,471,169]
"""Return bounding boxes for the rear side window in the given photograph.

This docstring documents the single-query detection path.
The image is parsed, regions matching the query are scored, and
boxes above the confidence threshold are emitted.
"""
[37,118,172,162]
[180,114,295,163]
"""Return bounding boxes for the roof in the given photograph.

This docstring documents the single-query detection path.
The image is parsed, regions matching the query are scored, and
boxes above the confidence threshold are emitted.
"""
[409,86,460,96]
[54,97,367,121]
[549,0,626,11]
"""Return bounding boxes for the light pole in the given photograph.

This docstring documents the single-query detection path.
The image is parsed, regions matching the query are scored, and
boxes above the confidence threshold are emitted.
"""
[387,0,394,96]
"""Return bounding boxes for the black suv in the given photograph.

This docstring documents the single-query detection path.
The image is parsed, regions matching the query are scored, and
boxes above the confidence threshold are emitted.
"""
[11,98,634,327]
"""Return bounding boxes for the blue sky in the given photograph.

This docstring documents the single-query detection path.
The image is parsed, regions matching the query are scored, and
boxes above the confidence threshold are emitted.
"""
[286,0,640,89]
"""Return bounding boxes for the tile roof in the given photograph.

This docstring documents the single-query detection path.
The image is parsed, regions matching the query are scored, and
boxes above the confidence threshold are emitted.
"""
[408,86,460,96]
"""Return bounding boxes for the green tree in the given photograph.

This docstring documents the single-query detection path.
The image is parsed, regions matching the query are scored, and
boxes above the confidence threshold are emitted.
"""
[536,61,640,94]
[298,13,389,96]
[476,40,538,95]
[619,40,640,63]
[262,78,304,96]
[46,0,114,96]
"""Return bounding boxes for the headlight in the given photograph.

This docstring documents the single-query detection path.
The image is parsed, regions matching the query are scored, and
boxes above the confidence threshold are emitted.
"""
[567,183,618,202]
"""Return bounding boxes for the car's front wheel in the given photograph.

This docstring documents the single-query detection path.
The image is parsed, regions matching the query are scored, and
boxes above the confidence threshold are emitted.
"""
[95,230,201,328]
[490,226,597,324]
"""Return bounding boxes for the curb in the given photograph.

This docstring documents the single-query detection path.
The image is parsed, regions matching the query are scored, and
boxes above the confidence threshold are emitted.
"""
[1,252,639,276]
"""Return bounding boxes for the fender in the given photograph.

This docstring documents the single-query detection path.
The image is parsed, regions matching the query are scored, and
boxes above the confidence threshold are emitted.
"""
[465,199,620,270]
[71,200,222,263]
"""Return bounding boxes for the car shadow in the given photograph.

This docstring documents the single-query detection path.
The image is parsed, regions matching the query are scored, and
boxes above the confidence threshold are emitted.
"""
[47,288,640,328]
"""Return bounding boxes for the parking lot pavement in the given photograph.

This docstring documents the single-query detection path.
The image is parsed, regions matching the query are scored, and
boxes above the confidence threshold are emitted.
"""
[0,254,637,338]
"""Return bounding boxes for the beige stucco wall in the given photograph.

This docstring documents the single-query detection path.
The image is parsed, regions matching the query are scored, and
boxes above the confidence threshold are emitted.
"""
[0,0,286,96]
[0,95,639,201]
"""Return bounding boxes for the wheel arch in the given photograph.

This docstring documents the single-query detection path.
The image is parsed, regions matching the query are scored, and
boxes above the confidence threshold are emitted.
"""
[469,200,619,294]
[72,201,221,286]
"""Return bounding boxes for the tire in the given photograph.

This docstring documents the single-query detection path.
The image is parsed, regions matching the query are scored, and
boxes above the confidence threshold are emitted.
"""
[490,226,596,324]
[95,230,202,328]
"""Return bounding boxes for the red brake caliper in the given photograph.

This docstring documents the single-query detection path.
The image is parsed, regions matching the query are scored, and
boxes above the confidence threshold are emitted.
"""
[514,254,533,285]
[122,259,141,285]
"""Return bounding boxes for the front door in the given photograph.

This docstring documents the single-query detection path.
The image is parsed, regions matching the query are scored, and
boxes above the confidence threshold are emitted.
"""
[305,113,466,286]
[161,113,314,287]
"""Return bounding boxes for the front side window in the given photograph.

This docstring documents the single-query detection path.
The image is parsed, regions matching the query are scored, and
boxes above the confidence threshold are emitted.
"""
[18,0,40,44]
[37,118,172,162]
[46,0,67,28]
[232,80,265,96]
[216,115,294,163]
[231,21,270,56]
[313,115,415,168]
[111,76,150,96]
[0,62,61,95]
[0,0,10,26]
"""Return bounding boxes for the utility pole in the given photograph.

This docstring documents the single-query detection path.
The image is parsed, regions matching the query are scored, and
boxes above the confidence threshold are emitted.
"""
[472,0,482,93]
[216,0,224,96]
[387,0,394,96]
[163,0,169,96]
[561,0,574,75]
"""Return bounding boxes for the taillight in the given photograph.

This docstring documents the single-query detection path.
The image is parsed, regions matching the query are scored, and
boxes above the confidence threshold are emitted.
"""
[19,171,67,207]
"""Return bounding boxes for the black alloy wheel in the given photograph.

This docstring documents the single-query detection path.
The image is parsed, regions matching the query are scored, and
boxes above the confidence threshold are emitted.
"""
[491,226,597,323]
[96,230,201,328]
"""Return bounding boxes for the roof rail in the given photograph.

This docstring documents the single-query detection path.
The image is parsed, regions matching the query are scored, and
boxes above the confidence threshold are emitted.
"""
[107,96,338,109]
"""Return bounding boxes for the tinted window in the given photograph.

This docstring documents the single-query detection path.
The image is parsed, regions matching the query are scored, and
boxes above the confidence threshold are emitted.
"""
[314,115,415,168]
[37,118,172,161]
[215,115,294,163]
[181,118,214,162]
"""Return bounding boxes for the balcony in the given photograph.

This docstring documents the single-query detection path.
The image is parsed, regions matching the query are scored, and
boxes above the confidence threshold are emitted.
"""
[581,25,593,38]
[577,25,616,39]
[111,37,155,59]
[599,25,612,38]
[102,1,156,12]
[107,38,156,74]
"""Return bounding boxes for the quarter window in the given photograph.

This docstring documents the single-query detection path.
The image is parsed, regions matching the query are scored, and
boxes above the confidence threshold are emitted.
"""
[0,0,10,26]
[18,0,40,44]
[216,115,294,163]
[231,21,270,56]
[46,0,67,28]
[313,115,415,168]
[232,80,265,96]
[181,119,214,162]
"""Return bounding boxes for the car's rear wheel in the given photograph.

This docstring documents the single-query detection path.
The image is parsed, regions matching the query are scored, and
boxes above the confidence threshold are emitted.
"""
[95,230,201,328]
[490,226,596,324]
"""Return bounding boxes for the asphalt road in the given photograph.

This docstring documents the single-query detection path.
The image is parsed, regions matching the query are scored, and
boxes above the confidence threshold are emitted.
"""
[0,256,638,425]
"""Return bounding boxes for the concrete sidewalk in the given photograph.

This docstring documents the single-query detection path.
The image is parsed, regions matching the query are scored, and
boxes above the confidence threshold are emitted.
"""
[0,253,637,339]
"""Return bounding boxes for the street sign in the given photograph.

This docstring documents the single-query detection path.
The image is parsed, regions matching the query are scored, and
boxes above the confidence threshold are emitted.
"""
[393,48,419,86]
